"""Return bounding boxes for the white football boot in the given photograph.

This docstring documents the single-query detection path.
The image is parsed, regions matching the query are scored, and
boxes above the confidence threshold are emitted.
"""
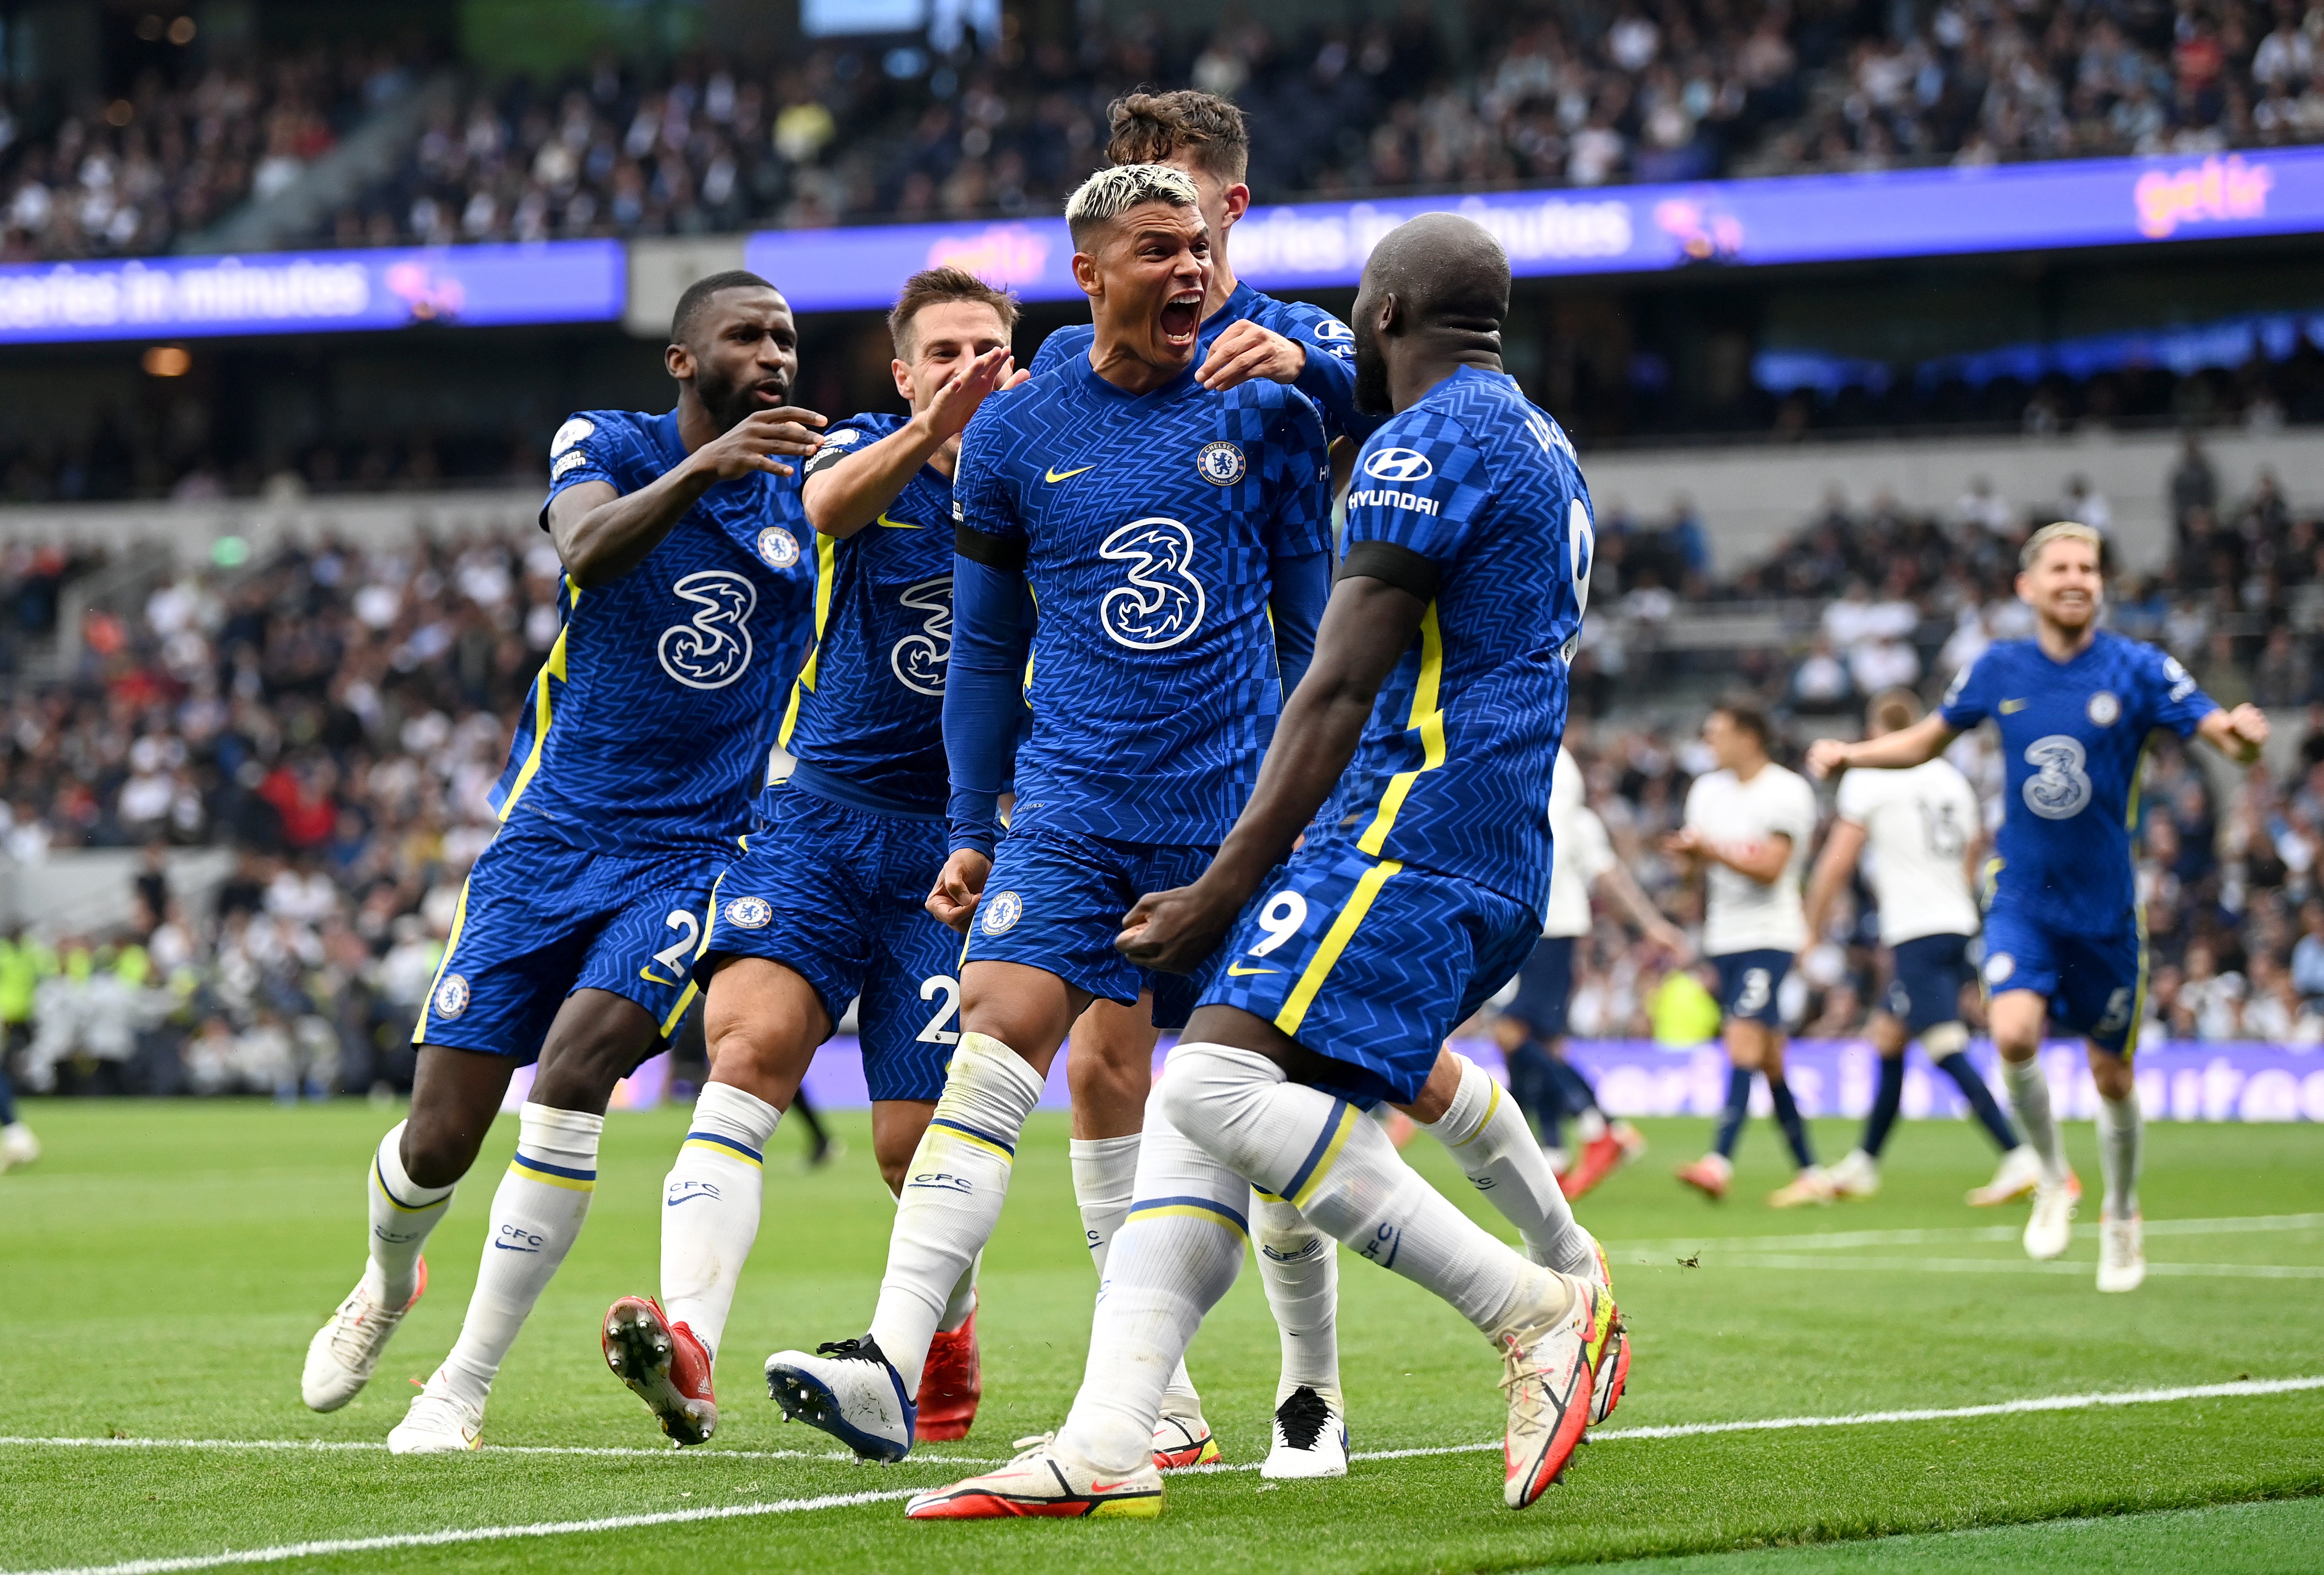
[387,1368,483,1454]
[1261,1385,1348,1479]
[1579,1231,1629,1426]
[765,1337,916,1462]
[1501,1274,1602,1509]
[2023,1171,2080,1260]
[1825,1148,1880,1200]
[906,1433,1163,1520]
[2096,1211,2146,1293]
[302,1259,427,1412]
[1967,1145,2042,1206]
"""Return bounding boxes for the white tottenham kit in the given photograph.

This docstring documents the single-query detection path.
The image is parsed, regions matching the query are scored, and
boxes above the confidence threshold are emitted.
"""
[1682,762,1818,957]
[1832,758,1983,946]
[1542,748,1615,941]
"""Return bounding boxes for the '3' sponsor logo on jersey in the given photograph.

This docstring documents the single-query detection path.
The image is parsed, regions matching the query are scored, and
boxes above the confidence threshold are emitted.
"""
[2021,735,2092,819]
[657,570,758,689]
[891,576,952,695]
[1097,517,1206,650]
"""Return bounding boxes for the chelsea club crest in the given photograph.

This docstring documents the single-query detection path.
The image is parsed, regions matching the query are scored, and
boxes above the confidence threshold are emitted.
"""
[723,895,773,930]
[757,527,800,569]
[1195,441,1246,486]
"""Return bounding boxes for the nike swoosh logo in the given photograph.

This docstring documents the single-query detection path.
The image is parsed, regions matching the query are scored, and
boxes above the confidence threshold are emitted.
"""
[490,1240,539,1251]
[665,1194,713,1208]
[1999,699,2028,714]
[1226,964,1279,976]
[876,512,922,528]
[1043,464,1095,483]
[639,968,681,986]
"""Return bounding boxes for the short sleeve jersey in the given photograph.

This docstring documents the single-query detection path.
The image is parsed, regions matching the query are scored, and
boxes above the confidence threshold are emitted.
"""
[1320,367,1592,913]
[1032,282,1383,446]
[1543,748,1615,938]
[506,410,817,854]
[1833,756,1982,945]
[952,360,1332,846]
[778,412,955,815]
[1939,629,2217,929]
[1683,763,1818,956]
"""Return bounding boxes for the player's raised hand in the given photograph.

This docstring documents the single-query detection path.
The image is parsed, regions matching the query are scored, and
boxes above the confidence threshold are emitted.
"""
[922,346,1018,443]
[692,407,828,480]
[926,848,993,934]
[1804,738,1851,780]
[1115,881,1237,975]
[1195,320,1306,392]
[2219,703,2271,763]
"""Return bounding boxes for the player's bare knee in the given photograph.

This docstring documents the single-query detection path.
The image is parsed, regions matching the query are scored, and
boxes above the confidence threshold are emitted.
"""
[1397,1049,1462,1124]
[532,997,657,1111]
[399,1109,484,1189]
[2087,1048,2135,1100]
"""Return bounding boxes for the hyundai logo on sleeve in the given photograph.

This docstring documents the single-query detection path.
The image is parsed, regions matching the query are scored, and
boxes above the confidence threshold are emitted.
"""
[1362,448,1433,482]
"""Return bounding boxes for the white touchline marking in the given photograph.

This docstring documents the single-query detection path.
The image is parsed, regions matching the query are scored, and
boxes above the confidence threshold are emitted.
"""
[1701,1255,2324,1279]
[1615,1211,2324,1260]
[0,1437,986,1465]
[10,1376,2322,1574]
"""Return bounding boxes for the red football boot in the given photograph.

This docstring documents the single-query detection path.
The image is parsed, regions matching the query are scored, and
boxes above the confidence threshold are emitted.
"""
[915,1306,982,1441]
[602,1295,718,1447]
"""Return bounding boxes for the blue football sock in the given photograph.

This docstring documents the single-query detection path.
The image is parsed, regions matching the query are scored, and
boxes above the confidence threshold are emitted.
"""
[0,1064,17,1127]
[1712,1066,1753,1159]
[1544,1055,1601,1120]
[1768,1078,1816,1169]
[1937,1052,2021,1152]
[1861,1055,1905,1158]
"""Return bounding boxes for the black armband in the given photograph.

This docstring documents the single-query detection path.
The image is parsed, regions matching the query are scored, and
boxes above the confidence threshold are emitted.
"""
[1336,538,1441,602]
[954,524,1028,572]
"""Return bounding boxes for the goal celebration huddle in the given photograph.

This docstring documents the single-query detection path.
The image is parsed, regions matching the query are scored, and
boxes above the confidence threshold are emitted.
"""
[292,90,2268,1522]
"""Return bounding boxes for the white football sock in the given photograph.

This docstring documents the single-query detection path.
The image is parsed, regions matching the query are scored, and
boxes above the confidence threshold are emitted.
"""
[660,1080,781,1364]
[2002,1056,2068,1186]
[1072,1131,1203,1418]
[2096,1090,2141,1218]
[1253,1192,1338,1398]
[1423,1053,1592,1277]
[866,1033,1044,1395]
[367,1120,455,1307]
[1056,1091,1247,1475]
[1165,1043,1568,1342]
[938,1255,980,1334]
[439,1102,601,1409]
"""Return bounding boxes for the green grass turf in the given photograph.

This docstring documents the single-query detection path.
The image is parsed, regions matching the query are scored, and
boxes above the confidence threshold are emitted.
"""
[1,1100,2320,1574]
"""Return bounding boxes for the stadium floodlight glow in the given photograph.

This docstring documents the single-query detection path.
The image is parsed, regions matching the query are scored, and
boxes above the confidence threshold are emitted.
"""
[743,146,2324,314]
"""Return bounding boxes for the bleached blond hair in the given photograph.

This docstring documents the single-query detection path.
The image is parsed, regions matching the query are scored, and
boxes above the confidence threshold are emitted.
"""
[2019,520,2103,571]
[1064,162,1200,247]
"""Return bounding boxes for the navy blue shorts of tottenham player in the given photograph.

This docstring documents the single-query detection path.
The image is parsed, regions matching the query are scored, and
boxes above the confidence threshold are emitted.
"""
[1980,905,2146,1057]
[1712,949,1793,1027]
[967,827,1223,1029]
[1200,836,1540,1108]
[413,819,724,1060]
[693,785,963,1103]
[1884,932,1976,1035]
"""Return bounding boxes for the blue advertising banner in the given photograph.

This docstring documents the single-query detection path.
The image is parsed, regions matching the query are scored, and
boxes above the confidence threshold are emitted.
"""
[744,146,2324,312]
[0,240,625,344]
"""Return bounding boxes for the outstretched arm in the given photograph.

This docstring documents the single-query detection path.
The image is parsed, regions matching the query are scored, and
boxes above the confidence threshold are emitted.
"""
[1115,573,1425,971]
[2196,704,2269,765]
[1806,713,1958,779]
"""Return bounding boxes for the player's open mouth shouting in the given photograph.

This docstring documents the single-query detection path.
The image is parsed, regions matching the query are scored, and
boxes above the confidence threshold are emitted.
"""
[1159,289,1202,349]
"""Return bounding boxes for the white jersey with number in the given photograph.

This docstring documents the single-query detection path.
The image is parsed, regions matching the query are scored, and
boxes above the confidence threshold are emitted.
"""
[1685,761,1817,957]
[1833,757,1982,946]
[1543,747,1615,938]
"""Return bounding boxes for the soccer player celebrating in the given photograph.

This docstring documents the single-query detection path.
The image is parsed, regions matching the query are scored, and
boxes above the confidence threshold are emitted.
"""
[298,272,826,1452]
[1802,687,2037,1205]
[906,210,1616,1520]
[1668,700,1829,1207]
[1810,522,2266,1289]
[599,268,1026,1448]
[763,162,1336,1468]
[1498,745,1681,1193]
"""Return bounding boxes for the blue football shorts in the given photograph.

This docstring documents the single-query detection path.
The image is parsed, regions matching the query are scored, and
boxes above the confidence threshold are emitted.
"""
[694,784,961,1104]
[413,818,724,1062]
[1979,904,2144,1057]
[965,827,1219,1031]
[1712,948,1792,1026]
[1883,932,1975,1036]
[1198,836,1539,1108]
[1501,935,1575,1039]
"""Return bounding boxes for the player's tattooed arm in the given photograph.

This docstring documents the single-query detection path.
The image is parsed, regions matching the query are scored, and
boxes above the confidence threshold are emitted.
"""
[1801,818,1869,943]
[1597,861,1692,960]
[2195,703,2269,765]
[803,346,1023,538]
[548,407,827,587]
[1116,574,1426,974]
[1806,713,1958,779]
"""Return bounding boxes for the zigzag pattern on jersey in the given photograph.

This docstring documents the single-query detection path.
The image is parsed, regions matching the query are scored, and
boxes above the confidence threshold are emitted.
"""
[954,364,1332,847]
[1031,283,1365,441]
[1320,368,1592,914]
[778,410,958,810]
[491,408,819,854]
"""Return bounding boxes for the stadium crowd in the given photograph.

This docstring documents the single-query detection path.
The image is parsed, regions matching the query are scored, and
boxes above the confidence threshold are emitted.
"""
[0,433,2317,1099]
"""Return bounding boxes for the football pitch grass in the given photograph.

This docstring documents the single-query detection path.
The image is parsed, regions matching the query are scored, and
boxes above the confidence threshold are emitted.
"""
[3,1101,2320,1574]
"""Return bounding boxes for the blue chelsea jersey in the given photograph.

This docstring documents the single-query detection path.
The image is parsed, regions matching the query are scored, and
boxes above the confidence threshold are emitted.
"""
[499,409,818,854]
[1032,282,1382,446]
[1322,367,1593,914]
[1941,629,2217,929]
[953,359,1333,846]
[778,412,957,816]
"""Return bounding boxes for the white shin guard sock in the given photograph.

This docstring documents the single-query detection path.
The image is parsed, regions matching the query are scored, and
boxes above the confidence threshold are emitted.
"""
[441,1103,602,1409]
[1071,1130,1201,1417]
[1253,1193,1338,1398]
[1057,1093,1247,1475]
[2096,1091,2141,1218]
[660,1081,781,1364]
[2002,1056,2068,1185]
[1164,1044,1566,1344]
[938,1253,981,1334]
[867,1033,1045,1396]
[368,1120,455,1306]
[1423,1054,1591,1277]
